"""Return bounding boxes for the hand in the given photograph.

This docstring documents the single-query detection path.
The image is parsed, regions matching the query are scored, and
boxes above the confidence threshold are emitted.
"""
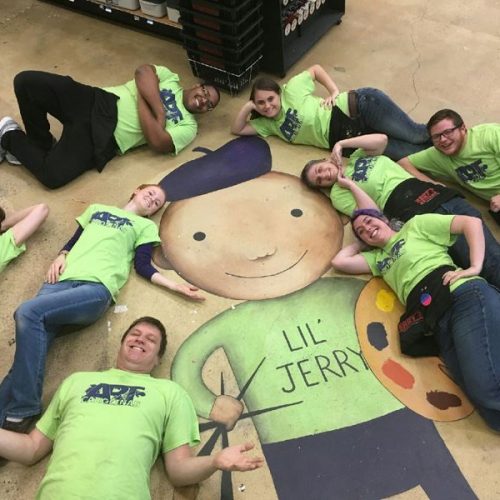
[490,194,500,212]
[321,93,339,109]
[330,142,343,167]
[442,266,481,286]
[174,282,205,301]
[209,395,243,430]
[213,442,264,472]
[46,254,66,284]
[336,170,354,189]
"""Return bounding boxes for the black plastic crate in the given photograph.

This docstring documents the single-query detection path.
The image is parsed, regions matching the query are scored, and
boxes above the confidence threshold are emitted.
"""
[189,56,261,95]
[180,17,261,47]
[186,44,262,73]
[179,0,255,21]
[183,28,262,59]
[179,3,261,35]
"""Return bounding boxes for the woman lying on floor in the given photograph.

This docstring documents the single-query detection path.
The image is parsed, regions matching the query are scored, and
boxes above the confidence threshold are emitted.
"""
[331,174,500,431]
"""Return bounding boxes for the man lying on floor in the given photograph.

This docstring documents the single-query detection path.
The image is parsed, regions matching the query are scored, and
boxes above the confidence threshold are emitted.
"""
[0,316,262,499]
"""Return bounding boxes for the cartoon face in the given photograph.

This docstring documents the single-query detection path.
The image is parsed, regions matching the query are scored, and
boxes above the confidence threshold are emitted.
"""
[159,172,343,300]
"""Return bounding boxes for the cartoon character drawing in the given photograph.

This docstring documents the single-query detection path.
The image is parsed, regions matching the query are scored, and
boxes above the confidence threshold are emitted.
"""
[156,139,476,499]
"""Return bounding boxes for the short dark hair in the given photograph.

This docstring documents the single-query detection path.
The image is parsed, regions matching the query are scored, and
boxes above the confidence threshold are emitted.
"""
[202,81,221,106]
[249,77,281,119]
[121,316,167,357]
[426,109,464,132]
[300,159,324,189]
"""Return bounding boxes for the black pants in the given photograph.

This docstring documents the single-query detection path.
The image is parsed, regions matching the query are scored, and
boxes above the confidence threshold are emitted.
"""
[2,71,113,189]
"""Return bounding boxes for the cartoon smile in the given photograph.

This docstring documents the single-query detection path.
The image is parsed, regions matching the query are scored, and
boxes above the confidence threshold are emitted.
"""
[225,250,308,279]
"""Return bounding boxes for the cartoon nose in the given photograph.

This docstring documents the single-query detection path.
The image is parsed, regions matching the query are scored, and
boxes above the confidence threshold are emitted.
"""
[245,245,277,261]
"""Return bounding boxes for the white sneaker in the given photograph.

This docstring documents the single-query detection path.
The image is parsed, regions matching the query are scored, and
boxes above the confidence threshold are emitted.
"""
[0,116,22,163]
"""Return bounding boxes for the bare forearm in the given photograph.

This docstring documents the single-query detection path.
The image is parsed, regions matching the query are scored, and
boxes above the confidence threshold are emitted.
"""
[332,242,371,274]
[308,64,339,97]
[231,101,256,135]
[337,134,387,156]
[137,94,173,153]
[0,429,50,465]
[461,217,485,270]
[397,158,439,183]
[167,455,217,487]
[135,64,165,121]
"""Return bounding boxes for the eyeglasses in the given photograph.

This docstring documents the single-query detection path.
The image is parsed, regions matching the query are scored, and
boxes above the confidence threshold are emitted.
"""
[430,125,461,142]
[201,85,215,111]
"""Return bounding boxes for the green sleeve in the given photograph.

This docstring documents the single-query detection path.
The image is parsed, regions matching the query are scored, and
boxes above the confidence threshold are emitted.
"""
[162,385,200,453]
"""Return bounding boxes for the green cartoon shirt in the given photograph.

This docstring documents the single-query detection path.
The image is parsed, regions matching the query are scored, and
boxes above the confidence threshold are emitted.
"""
[59,204,160,300]
[250,71,348,148]
[407,124,500,200]
[331,149,413,216]
[104,65,197,155]
[172,278,402,444]
[36,369,199,500]
[361,214,474,304]
[0,228,26,272]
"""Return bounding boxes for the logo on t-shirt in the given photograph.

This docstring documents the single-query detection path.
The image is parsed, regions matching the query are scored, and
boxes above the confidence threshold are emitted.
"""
[90,211,133,231]
[160,88,184,124]
[352,157,376,182]
[376,238,406,273]
[81,383,146,406]
[280,108,302,141]
[455,159,488,184]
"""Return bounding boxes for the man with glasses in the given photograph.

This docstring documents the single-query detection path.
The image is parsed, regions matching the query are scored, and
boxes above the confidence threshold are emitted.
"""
[398,109,500,223]
[0,64,220,189]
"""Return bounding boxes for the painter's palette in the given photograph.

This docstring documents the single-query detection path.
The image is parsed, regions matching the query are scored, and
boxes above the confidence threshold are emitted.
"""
[355,278,474,421]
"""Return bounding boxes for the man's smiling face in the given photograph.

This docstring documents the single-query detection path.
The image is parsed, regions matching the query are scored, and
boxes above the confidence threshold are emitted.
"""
[159,172,343,300]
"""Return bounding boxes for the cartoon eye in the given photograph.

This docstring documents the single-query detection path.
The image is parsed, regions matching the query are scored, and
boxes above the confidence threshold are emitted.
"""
[290,209,303,217]
[193,232,206,241]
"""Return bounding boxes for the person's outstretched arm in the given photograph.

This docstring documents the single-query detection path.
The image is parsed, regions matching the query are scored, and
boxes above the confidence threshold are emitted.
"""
[331,241,372,275]
[307,64,340,107]
[163,442,263,487]
[490,193,500,213]
[442,215,485,285]
[330,134,388,165]
[0,428,53,465]
[231,101,258,136]
[336,174,380,211]
[134,64,174,153]
[134,244,205,301]
[397,156,441,184]
[1,203,49,246]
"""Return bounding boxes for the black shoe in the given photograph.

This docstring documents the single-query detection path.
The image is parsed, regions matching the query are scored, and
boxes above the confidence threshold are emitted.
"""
[2,414,40,434]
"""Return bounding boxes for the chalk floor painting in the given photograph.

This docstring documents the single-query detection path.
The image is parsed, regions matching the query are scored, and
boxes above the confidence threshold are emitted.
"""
[156,138,476,499]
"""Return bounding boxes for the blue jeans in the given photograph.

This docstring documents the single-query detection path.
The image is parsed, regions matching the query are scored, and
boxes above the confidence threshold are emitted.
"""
[436,279,500,430]
[356,87,431,161]
[435,196,500,288]
[0,280,112,423]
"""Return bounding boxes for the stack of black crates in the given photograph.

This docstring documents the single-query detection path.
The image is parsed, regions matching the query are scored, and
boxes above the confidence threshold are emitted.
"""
[178,0,263,95]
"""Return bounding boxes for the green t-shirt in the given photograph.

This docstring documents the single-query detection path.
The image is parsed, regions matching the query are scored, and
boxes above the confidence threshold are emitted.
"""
[104,65,197,155]
[331,149,413,216]
[408,124,500,200]
[36,369,200,500]
[250,71,347,148]
[59,204,160,300]
[361,214,472,304]
[172,278,402,444]
[0,228,26,272]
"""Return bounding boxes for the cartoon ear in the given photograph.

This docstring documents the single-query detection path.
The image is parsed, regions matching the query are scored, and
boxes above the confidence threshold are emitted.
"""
[340,214,350,226]
[153,246,172,270]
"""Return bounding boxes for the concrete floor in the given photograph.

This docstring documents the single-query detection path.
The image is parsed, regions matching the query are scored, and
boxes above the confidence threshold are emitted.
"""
[1,0,500,499]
